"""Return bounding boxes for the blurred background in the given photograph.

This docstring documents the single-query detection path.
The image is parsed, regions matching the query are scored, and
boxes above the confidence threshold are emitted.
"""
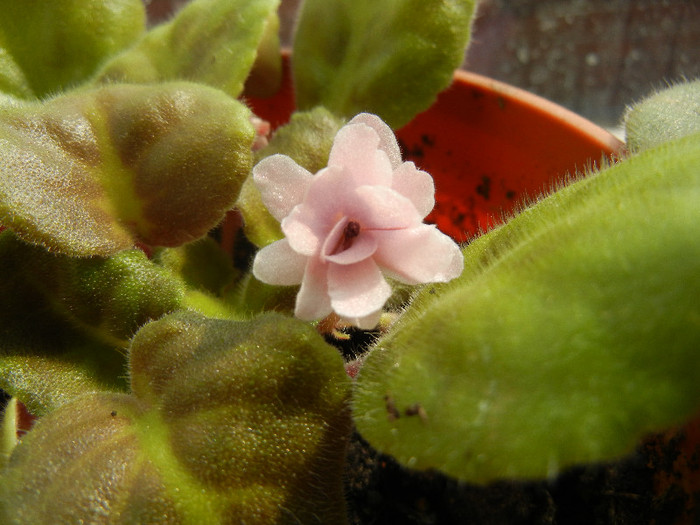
[147,0,699,135]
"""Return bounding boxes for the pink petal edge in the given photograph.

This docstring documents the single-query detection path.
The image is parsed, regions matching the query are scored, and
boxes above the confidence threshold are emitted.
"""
[327,259,392,319]
[341,310,383,330]
[328,123,393,188]
[281,206,321,256]
[253,155,313,222]
[294,257,332,321]
[347,113,402,169]
[372,225,464,285]
[391,162,436,219]
[353,185,422,230]
[252,239,307,286]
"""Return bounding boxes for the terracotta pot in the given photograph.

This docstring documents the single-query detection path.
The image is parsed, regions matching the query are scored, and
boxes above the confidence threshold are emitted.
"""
[247,54,626,242]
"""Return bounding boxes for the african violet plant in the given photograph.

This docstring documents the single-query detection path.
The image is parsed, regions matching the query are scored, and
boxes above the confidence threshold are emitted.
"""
[0,0,698,523]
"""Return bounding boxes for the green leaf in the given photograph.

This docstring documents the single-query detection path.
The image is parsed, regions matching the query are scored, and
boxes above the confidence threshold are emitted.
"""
[237,107,345,247]
[153,240,253,320]
[0,398,18,467]
[222,271,297,318]
[241,8,283,98]
[1,312,352,524]
[95,0,280,99]
[353,133,700,483]
[153,238,239,297]
[0,231,184,415]
[624,79,700,153]
[0,82,254,257]
[293,0,476,128]
[0,47,32,100]
[0,356,114,421]
[0,0,145,98]
[254,107,345,174]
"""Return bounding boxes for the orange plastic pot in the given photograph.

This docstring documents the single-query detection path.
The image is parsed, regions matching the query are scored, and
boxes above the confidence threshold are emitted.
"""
[247,55,625,242]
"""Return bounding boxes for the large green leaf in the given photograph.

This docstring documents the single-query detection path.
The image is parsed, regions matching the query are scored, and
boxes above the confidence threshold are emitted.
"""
[95,0,280,99]
[0,231,184,415]
[0,0,145,98]
[293,0,476,128]
[0,312,352,524]
[354,132,700,483]
[0,82,254,257]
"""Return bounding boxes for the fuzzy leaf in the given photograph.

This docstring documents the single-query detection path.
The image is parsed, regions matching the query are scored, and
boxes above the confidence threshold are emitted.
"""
[237,107,345,247]
[153,240,262,320]
[0,312,352,524]
[242,7,283,98]
[0,48,32,100]
[0,82,254,256]
[222,271,297,318]
[354,133,700,483]
[153,239,239,297]
[624,79,700,153]
[0,231,184,415]
[0,0,145,99]
[293,0,476,128]
[95,0,280,99]
[0,398,18,467]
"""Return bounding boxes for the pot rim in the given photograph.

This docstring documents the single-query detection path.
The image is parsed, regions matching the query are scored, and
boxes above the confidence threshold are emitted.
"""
[452,69,625,155]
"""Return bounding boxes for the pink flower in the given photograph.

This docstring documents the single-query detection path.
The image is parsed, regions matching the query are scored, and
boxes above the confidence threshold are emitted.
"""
[252,113,463,329]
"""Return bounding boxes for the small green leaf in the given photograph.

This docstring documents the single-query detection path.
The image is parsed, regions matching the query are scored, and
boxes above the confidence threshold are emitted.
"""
[0,398,18,467]
[222,271,297,318]
[237,107,345,247]
[1,312,352,524]
[254,107,345,173]
[0,0,145,98]
[0,82,254,256]
[354,133,700,483]
[242,8,283,98]
[236,176,284,248]
[0,231,184,415]
[0,47,32,99]
[624,79,700,153]
[95,0,280,98]
[153,239,239,297]
[293,0,476,128]
[0,356,112,420]
[153,240,248,320]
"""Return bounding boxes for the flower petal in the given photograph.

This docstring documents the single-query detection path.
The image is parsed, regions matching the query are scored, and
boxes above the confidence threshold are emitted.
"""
[391,161,435,219]
[341,310,383,331]
[373,225,464,284]
[281,205,321,256]
[253,154,313,221]
[301,166,361,228]
[347,113,403,169]
[322,217,378,265]
[295,257,332,321]
[354,185,422,230]
[252,239,307,285]
[328,259,392,319]
[328,122,393,187]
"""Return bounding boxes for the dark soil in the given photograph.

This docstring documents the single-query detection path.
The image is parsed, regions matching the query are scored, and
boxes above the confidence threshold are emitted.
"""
[343,426,699,525]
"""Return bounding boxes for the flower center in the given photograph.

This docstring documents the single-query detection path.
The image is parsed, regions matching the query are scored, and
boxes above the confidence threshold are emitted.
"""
[331,220,361,255]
